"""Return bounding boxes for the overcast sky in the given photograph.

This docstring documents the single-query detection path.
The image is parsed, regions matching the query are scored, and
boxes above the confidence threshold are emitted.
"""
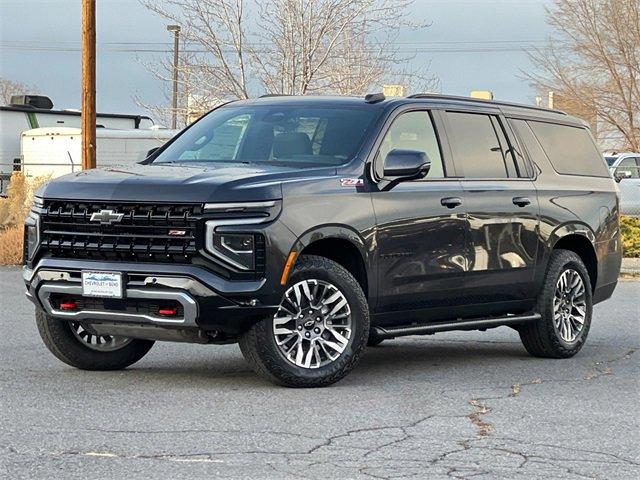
[0,0,553,120]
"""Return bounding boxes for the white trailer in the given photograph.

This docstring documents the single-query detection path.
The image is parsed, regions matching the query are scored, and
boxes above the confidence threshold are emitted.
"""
[20,127,178,179]
[0,95,156,192]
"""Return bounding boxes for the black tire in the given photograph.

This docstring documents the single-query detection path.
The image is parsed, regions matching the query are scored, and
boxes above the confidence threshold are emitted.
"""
[519,249,592,358]
[35,309,154,370]
[239,255,370,387]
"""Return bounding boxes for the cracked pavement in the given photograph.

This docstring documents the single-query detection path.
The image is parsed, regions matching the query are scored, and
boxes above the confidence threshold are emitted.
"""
[1,266,638,479]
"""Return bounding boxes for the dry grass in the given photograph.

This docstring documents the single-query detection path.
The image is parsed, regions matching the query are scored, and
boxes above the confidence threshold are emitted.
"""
[0,226,24,265]
[0,172,50,265]
[0,172,49,227]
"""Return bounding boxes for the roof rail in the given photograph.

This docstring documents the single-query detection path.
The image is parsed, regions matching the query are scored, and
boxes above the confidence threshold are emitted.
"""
[407,93,567,115]
[258,94,294,98]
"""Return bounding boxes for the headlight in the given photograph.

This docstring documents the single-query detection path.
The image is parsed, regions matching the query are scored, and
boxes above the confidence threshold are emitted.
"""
[210,233,256,270]
[33,196,44,208]
[205,217,268,271]
[24,213,39,261]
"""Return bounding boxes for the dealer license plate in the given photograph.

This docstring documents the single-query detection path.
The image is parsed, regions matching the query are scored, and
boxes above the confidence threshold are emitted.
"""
[81,271,123,298]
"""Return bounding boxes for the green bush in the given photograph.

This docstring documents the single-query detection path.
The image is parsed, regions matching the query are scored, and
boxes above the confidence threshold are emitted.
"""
[621,216,640,258]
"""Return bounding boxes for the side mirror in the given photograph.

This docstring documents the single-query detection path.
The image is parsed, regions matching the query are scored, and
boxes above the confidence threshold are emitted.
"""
[614,170,632,182]
[383,149,430,180]
[146,147,159,159]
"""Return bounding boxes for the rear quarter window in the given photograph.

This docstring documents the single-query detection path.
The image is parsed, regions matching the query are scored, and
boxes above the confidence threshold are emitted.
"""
[528,121,609,177]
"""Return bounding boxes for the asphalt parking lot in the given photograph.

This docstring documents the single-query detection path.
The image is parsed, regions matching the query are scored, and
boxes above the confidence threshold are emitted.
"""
[1,265,638,479]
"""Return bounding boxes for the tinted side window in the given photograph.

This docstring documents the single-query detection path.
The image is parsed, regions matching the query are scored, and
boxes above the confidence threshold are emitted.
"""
[528,121,609,177]
[446,112,509,178]
[376,111,444,179]
[511,119,549,173]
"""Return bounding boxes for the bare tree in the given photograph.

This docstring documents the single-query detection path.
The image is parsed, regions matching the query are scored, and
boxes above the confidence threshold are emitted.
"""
[138,0,435,123]
[253,0,425,95]
[525,0,640,150]
[0,77,37,105]
[135,50,222,127]
[140,0,252,101]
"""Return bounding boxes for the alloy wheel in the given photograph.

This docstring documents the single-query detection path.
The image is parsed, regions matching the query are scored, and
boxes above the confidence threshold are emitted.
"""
[273,279,352,369]
[70,322,133,352]
[553,269,587,342]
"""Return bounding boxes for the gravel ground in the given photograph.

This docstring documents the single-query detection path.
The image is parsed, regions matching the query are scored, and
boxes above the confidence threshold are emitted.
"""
[1,266,638,479]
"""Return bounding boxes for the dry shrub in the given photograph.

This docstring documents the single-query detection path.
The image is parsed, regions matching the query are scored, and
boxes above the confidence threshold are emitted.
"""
[621,216,640,258]
[0,225,24,265]
[0,172,49,228]
[0,172,28,227]
[0,172,49,264]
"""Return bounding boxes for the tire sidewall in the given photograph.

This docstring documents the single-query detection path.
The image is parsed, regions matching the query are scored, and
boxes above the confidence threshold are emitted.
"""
[252,256,369,386]
[541,254,593,352]
[36,309,154,370]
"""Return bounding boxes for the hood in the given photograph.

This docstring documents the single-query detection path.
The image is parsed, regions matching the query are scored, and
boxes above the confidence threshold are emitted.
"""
[39,162,336,203]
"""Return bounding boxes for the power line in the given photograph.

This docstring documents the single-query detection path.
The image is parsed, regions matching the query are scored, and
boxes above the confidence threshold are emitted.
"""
[0,42,551,55]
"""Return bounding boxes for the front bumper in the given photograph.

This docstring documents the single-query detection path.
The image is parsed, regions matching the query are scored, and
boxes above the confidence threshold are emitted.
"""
[24,258,282,335]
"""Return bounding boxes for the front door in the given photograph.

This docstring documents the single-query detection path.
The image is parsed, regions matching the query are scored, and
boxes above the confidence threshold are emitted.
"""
[371,110,468,317]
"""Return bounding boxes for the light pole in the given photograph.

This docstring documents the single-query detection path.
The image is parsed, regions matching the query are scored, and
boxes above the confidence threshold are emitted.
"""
[167,24,181,129]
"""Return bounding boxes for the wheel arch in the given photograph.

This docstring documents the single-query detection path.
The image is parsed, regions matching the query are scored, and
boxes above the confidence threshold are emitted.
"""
[292,225,372,301]
[549,224,598,292]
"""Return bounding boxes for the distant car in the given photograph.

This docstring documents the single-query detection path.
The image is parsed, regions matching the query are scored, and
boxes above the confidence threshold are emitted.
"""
[606,153,640,216]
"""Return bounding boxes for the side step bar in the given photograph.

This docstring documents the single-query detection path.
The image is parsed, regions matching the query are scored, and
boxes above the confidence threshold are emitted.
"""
[372,313,541,340]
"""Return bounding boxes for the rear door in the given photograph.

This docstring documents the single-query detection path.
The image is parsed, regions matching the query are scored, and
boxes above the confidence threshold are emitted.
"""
[442,110,540,304]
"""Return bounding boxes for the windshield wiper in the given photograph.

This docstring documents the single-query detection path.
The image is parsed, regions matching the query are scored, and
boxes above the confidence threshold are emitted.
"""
[156,159,251,165]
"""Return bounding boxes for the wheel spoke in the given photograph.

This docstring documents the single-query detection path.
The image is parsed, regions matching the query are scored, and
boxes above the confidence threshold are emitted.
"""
[327,327,349,345]
[273,279,352,369]
[552,268,588,343]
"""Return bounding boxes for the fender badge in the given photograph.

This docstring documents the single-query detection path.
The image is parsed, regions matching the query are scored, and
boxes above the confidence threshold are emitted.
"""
[340,178,364,187]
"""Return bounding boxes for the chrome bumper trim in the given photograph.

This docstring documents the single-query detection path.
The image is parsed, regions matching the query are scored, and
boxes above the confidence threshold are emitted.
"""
[37,283,198,327]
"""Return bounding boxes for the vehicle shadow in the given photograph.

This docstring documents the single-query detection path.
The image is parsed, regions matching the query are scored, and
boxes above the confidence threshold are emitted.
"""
[114,337,533,389]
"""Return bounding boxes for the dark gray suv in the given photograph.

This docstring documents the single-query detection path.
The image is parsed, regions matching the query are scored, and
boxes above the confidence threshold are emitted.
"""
[24,93,622,387]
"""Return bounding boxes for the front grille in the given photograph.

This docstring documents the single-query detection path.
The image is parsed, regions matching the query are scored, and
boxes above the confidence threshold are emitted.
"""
[39,201,202,263]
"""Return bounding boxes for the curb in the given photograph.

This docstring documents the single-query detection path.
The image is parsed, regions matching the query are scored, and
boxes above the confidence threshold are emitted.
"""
[621,258,640,275]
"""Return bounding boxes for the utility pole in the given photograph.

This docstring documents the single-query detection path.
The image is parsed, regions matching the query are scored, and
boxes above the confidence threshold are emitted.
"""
[81,0,96,169]
[167,24,181,129]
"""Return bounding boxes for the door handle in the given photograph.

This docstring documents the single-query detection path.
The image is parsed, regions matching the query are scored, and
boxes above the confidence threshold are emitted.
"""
[441,197,463,209]
[512,196,531,207]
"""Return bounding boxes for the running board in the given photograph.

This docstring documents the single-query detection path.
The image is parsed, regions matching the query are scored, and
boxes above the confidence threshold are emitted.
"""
[372,313,541,340]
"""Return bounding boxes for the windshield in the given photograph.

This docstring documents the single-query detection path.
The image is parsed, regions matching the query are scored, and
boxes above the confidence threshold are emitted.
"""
[605,156,618,166]
[153,104,378,167]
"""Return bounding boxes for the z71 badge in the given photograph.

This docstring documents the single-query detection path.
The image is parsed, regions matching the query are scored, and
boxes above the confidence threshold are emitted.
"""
[340,178,364,187]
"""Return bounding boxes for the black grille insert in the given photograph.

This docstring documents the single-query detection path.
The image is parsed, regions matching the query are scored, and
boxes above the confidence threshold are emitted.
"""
[39,201,202,263]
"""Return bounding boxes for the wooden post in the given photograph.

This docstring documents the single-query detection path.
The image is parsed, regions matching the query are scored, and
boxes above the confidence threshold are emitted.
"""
[82,0,96,170]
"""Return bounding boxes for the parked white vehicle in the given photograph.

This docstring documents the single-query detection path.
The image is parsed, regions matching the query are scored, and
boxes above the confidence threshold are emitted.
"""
[605,152,640,217]
[20,127,178,179]
[1,95,156,192]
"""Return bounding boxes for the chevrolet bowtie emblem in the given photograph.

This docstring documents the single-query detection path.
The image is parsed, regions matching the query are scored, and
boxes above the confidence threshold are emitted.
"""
[90,209,124,225]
